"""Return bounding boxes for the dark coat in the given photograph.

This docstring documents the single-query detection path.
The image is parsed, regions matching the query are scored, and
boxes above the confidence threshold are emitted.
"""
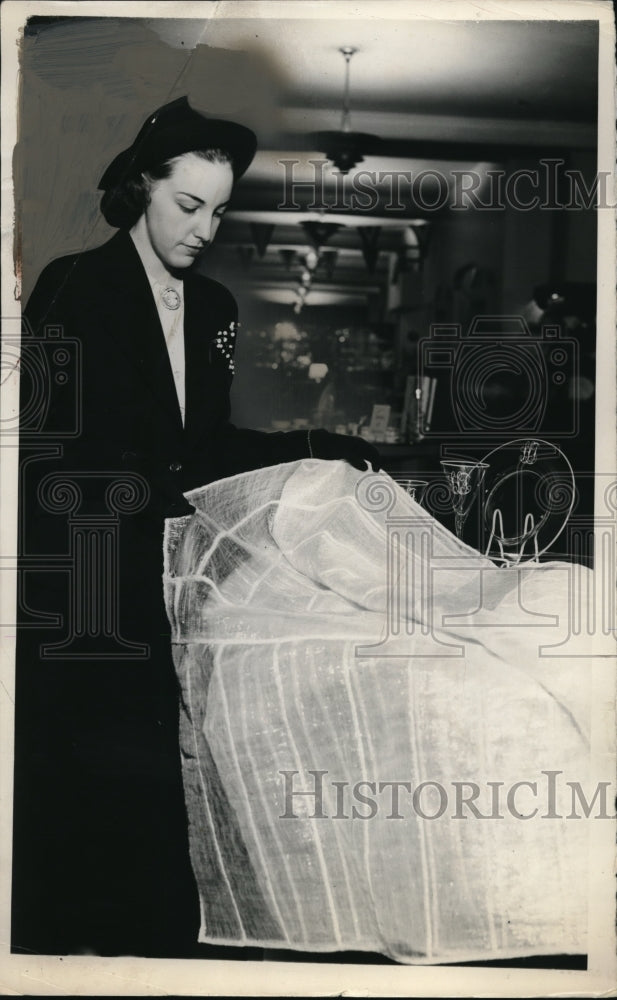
[13,231,309,957]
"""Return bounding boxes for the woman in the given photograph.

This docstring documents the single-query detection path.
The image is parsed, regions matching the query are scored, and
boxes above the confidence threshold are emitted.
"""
[13,97,379,958]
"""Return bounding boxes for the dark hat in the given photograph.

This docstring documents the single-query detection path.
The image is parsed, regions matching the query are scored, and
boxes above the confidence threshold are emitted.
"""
[98,96,257,190]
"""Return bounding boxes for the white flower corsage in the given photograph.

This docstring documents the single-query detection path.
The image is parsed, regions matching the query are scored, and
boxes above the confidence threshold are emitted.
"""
[214,320,238,373]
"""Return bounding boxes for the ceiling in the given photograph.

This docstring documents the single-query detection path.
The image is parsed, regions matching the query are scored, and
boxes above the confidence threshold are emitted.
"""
[145,13,599,147]
[188,11,599,310]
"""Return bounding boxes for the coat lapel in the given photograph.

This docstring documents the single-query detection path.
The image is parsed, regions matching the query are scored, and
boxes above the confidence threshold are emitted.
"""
[96,232,183,432]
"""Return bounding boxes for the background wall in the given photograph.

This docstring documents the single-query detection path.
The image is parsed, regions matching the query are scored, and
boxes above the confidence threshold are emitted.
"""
[16,16,279,299]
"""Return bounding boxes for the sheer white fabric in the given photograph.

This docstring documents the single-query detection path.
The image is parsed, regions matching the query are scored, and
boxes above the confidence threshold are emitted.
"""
[163,459,591,964]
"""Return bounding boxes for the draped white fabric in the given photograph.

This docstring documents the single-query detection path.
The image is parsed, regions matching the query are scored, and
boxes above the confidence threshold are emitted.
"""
[163,459,591,964]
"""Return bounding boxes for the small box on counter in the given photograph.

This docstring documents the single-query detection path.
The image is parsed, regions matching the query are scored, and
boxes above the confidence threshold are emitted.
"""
[358,405,403,444]
[369,404,391,436]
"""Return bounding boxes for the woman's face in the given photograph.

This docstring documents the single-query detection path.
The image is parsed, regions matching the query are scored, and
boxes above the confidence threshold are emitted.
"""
[138,152,234,270]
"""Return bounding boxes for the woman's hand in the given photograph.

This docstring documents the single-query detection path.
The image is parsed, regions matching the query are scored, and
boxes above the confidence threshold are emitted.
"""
[309,428,382,472]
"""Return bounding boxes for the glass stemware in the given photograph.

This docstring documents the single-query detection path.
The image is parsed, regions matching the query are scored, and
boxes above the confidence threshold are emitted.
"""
[398,479,429,505]
[440,460,489,540]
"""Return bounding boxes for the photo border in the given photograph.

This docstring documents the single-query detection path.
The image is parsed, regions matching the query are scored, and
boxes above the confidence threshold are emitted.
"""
[1,1,615,995]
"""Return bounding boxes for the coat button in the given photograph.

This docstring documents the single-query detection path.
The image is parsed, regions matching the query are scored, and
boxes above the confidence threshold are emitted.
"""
[169,461,183,472]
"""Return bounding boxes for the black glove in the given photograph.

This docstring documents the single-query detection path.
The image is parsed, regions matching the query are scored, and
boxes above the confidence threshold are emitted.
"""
[309,428,382,472]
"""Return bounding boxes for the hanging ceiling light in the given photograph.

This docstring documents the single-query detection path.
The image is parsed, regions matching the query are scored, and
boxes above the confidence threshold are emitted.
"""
[311,47,381,175]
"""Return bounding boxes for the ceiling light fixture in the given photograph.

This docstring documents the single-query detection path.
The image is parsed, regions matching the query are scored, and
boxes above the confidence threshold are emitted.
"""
[311,47,381,175]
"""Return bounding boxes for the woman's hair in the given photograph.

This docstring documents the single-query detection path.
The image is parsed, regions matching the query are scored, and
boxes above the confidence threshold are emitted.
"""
[100,148,232,229]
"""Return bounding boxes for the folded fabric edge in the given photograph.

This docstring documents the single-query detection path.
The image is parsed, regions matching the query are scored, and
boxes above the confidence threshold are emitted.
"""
[182,458,327,506]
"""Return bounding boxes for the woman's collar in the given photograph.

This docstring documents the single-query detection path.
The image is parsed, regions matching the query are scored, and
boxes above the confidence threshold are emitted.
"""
[128,224,182,289]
